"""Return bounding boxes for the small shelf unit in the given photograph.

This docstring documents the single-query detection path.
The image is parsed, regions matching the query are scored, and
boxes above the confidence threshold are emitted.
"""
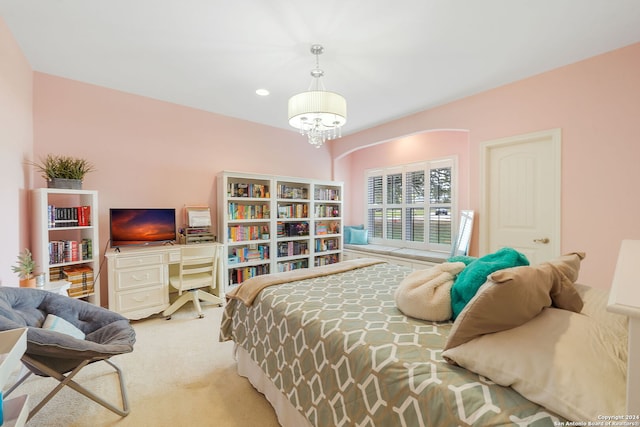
[218,171,343,293]
[32,188,100,306]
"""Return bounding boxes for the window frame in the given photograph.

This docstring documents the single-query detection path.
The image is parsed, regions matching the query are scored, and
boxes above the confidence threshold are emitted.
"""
[364,157,457,253]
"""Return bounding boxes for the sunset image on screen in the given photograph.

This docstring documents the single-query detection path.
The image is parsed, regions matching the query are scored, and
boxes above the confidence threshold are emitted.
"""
[110,209,176,247]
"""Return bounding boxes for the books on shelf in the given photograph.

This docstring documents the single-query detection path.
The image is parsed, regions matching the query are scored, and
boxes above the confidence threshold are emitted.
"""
[63,265,94,297]
[314,204,340,218]
[314,187,340,201]
[315,221,339,235]
[277,203,308,219]
[314,253,340,266]
[219,172,344,290]
[228,264,270,285]
[228,203,270,220]
[48,205,91,228]
[277,184,309,200]
[228,225,270,242]
[277,259,308,272]
[277,240,309,257]
[49,266,65,281]
[315,238,340,252]
[227,182,269,198]
[276,222,309,237]
[229,244,270,262]
[48,239,93,264]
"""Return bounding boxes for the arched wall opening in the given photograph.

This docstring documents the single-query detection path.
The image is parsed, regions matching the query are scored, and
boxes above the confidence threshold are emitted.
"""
[333,129,471,237]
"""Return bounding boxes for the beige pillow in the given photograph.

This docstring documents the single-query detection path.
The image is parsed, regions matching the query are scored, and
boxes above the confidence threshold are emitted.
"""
[444,252,585,351]
[575,283,628,365]
[394,262,465,321]
[442,307,626,422]
[491,252,585,312]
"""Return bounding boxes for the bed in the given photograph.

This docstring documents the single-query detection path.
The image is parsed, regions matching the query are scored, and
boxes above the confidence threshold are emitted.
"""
[220,252,631,427]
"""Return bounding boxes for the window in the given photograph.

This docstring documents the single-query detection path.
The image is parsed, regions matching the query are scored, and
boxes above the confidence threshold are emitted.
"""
[366,159,455,252]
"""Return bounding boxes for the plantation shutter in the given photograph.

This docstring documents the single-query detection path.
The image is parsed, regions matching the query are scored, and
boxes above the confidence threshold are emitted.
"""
[367,174,383,238]
[365,159,455,251]
[428,167,452,245]
[405,170,425,242]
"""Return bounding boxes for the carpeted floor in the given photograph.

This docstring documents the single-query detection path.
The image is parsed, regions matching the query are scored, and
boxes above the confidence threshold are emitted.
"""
[10,302,281,426]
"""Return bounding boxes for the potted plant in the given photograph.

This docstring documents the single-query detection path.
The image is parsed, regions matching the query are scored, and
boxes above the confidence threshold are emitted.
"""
[12,248,37,288]
[30,154,95,189]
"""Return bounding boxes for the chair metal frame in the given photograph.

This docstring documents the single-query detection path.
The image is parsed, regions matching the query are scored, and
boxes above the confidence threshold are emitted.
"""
[6,353,130,421]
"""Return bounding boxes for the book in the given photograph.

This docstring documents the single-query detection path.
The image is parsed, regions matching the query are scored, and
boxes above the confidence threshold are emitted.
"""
[63,265,94,285]
[77,205,91,226]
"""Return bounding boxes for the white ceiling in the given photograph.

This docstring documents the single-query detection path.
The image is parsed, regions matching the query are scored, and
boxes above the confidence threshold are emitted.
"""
[2,0,640,135]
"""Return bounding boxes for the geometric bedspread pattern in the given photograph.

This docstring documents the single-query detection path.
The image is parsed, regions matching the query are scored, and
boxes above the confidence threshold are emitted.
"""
[220,262,565,427]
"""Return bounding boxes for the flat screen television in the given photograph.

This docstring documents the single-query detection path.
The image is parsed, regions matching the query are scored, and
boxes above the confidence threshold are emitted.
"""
[109,208,177,248]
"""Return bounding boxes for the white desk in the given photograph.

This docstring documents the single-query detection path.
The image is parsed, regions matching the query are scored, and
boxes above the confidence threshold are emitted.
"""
[105,243,223,320]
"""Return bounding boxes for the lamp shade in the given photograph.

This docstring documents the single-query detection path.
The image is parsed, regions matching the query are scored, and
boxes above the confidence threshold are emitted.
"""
[288,90,347,130]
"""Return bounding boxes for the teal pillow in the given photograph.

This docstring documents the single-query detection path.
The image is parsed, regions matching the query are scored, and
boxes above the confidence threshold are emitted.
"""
[343,224,364,244]
[450,247,529,319]
[350,228,369,245]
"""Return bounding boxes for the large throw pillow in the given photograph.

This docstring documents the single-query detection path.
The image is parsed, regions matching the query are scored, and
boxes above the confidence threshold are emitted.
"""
[490,252,585,312]
[349,228,368,245]
[444,252,585,351]
[575,282,628,364]
[42,313,86,340]
[343,224,364,244]
[394,262,465,321]
[442,307,626,422]
[450,247,529,319]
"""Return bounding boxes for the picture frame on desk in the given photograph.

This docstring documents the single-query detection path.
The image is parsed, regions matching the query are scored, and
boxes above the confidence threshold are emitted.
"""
[185,205,211,228]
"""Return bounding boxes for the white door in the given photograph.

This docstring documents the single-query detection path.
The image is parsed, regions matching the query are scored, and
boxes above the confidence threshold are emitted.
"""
[480,129,561,265]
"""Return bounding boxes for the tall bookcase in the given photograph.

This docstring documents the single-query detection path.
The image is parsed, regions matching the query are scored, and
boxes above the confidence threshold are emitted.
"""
[218,171,343,293]
[32,188,100,306]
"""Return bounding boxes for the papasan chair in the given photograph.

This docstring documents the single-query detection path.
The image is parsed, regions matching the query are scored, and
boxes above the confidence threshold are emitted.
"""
[0,287,136,421]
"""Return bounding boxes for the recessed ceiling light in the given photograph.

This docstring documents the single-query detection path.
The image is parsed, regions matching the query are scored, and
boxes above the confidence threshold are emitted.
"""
[255,89,269,96]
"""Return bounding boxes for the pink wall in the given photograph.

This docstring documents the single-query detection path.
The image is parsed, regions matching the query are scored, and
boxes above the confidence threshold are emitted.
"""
[33,73,334,303]
[0,17,33,286]
[333,42,640,289]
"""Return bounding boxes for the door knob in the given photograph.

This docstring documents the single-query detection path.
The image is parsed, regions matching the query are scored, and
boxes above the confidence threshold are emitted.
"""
[533,238,550,244]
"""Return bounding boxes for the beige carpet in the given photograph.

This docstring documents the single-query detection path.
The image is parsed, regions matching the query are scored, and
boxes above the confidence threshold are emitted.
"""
[11,303,281,427]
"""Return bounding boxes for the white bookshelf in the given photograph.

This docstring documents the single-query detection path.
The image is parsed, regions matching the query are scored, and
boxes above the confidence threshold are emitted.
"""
[32,189,100,306]
[217,171,343,293]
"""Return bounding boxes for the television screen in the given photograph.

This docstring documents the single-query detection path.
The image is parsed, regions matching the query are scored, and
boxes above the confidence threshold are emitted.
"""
[110,208,176,248]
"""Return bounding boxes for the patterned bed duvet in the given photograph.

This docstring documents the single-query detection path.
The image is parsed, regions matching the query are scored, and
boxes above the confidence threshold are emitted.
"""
[219,262,566,427]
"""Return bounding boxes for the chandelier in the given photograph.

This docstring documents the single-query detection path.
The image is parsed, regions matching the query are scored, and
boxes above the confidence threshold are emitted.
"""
[288,44,347,148]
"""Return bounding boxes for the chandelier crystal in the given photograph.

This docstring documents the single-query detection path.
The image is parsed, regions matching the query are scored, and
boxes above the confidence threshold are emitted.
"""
[288,45,347,148]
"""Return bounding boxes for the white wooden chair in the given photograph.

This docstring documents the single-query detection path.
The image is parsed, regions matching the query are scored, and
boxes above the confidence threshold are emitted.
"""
[163,244,223,319]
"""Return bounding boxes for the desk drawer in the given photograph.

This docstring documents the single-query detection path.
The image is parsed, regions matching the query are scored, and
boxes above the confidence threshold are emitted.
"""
[116,285,167,314]
[116,265,163,291]
[115,254,165,269]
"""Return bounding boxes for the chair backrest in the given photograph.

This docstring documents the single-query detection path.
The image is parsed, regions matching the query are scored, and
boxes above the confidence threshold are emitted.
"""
[174,244,220,292]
